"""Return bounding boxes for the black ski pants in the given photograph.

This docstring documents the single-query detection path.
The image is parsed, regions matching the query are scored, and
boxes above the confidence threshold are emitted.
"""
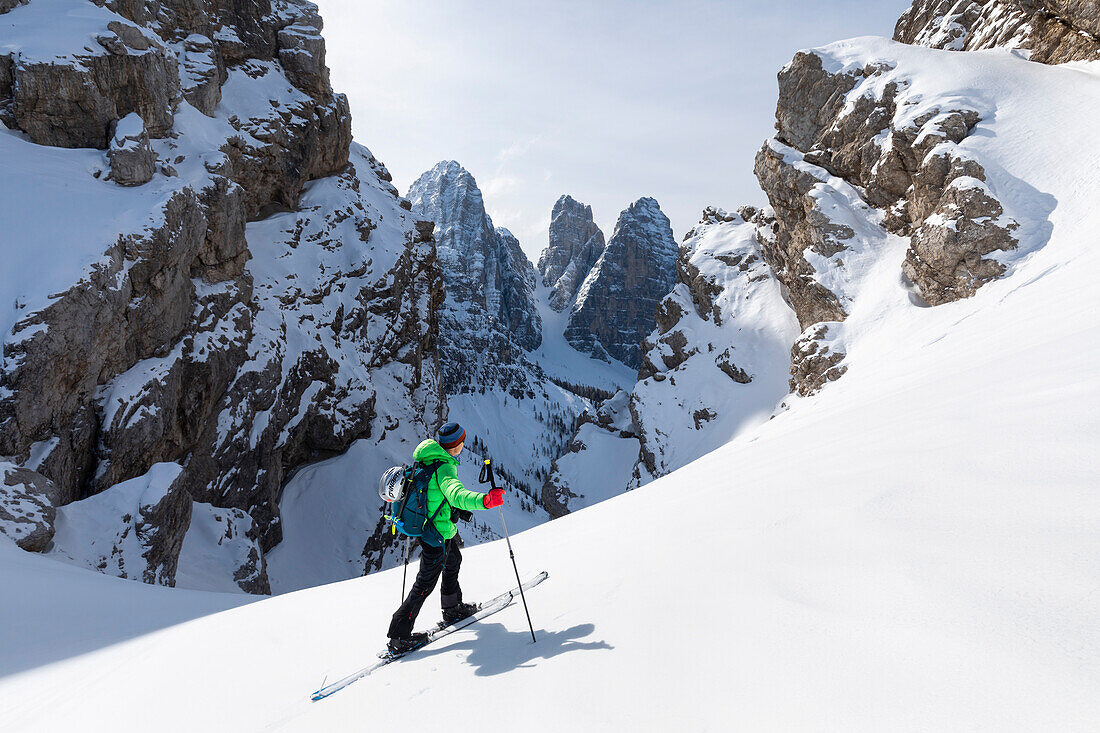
[388,535,463,639]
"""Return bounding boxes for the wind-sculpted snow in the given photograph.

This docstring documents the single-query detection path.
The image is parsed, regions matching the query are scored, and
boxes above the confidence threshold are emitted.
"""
[565,197,678,368]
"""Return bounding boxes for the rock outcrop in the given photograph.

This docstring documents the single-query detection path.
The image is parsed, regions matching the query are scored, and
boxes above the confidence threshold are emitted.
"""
[0,0,443,591]
[537,195,606,311]
[106,112,156,185]
[0,462,61,552]
[2,3,181,148]
[895,0,1100,64]
[564,197,678,369]
[755,41,1030,392]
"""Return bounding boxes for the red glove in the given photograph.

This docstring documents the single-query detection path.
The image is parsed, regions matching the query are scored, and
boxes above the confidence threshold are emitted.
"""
[483,488,504,509]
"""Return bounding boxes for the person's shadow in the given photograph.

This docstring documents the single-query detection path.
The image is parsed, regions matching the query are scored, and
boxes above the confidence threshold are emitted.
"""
[415,621,612,676]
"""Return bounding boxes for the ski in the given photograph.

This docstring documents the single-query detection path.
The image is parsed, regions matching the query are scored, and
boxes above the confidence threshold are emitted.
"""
[310,571,548,702]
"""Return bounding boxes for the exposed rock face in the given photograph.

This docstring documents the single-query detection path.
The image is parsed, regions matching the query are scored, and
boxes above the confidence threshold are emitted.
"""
[753,141,850,329]
[789,324,847,397]
[565,197,678,368]
[407,161,541,393]
[0,462,61,552]
[537,195,606,311]
[895,0,1100,64]
[3,4,181,148]
[496,227,541,344]
[755,43,1029,392]
[903,176,1019,304]
[0,0,443,591]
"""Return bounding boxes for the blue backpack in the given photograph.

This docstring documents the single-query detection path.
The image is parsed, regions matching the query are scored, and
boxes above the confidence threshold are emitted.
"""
[387,461,448,547]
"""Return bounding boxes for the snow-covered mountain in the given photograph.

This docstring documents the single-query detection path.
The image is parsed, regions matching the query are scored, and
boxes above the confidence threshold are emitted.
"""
[541,0,1100,513]
[542,206,800,514]
[407,160,541,363]
[0,0,443,593]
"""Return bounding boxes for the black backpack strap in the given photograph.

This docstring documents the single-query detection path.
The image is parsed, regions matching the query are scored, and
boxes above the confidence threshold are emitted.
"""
[421,461,449,530]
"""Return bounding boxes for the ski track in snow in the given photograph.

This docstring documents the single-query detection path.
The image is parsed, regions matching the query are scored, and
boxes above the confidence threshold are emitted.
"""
[1,38,1100,732]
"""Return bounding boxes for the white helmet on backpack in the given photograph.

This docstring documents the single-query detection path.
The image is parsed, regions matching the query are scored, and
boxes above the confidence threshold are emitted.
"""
[378,466,406,503]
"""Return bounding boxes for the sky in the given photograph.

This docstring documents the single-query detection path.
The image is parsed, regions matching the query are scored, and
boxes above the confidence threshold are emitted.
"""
[314,0,910,262]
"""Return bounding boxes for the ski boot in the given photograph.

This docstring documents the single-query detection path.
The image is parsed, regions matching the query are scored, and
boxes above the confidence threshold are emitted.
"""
[387,632,429,655]
[442,601,478,626]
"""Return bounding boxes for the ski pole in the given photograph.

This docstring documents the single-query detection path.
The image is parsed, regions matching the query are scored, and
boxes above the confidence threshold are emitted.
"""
[482,459,536,643]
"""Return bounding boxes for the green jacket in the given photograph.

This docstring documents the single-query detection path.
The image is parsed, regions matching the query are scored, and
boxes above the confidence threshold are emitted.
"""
[414,439,487,541]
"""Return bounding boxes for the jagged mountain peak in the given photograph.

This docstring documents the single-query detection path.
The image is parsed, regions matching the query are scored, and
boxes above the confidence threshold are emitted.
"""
[611,197,676,245]
[553,193,591,213]
[406,160,486,221]
[538,193,606,312]
[414,159,476,185]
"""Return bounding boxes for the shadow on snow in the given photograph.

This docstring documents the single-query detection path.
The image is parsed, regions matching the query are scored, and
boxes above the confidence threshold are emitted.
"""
[415,621,613,675]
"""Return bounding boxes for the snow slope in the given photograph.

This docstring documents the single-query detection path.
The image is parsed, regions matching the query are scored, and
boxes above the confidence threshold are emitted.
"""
[529,282,636,393]
[2,38,1099,732]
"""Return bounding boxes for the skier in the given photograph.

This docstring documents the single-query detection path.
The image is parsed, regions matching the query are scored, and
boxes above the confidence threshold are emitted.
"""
[387,421,505,654]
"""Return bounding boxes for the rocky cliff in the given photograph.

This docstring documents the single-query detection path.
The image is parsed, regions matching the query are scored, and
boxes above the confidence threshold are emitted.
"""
[895,0,1100,63]
[0,0,443,592]
[564,197,678,369]
[537,195,606,312]
[753,35,1049,395]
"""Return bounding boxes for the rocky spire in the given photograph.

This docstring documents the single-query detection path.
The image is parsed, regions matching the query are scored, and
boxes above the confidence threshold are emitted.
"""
[564,197,678,368]
[537,195,606,311]
[407,161,541,351]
